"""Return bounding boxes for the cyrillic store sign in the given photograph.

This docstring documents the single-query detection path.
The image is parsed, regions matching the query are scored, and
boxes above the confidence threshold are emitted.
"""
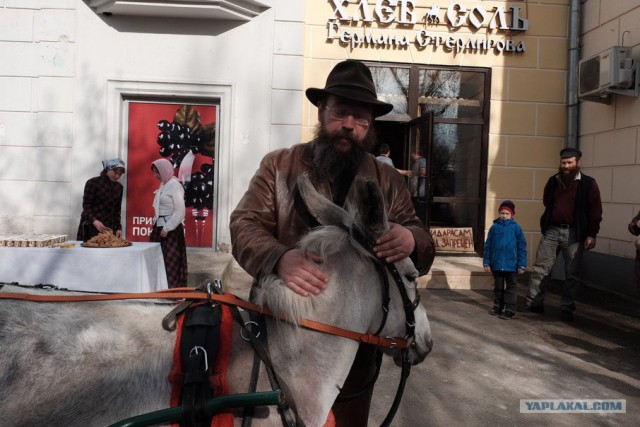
[327,1,528,54]
[431,227,475,252]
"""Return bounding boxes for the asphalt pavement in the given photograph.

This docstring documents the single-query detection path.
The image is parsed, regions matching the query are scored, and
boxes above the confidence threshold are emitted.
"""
[190,253,640,426]
[369,283,640,426]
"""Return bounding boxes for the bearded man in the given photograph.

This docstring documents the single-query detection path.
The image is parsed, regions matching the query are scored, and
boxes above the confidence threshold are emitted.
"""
[518,147,602,322]
[230,60,435,426]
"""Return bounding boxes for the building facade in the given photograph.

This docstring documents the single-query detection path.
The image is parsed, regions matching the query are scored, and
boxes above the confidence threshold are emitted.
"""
[0,0,305,251]
[578,0,640,296]
[0,0,638,296]
[303,0,640,297]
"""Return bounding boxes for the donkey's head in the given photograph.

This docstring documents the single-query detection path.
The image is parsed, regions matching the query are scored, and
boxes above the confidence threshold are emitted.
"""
[297,174,432,365]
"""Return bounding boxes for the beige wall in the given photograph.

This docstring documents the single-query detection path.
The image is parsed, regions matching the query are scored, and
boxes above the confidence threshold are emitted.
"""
[303,0,571,267]
[580,0,640,261]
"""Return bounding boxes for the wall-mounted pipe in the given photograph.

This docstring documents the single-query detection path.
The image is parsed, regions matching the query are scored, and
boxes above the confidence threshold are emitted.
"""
[567,0,581,148]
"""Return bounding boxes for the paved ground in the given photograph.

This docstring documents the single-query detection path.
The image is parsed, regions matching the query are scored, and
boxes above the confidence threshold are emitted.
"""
[198,255,640,426]
[370,284,640,426]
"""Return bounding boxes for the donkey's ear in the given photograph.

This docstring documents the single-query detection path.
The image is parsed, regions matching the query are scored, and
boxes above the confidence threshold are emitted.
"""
[297,174,349,228]
[352,177,388,236]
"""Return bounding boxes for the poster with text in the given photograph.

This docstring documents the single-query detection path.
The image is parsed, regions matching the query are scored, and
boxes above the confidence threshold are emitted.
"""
[126,102,217,247]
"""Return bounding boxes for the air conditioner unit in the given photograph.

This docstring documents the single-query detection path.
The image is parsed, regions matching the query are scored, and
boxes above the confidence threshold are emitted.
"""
[579,46,635,99]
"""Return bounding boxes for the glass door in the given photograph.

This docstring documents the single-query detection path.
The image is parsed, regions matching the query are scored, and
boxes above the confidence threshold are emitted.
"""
[428,121,485,251]
[418,69,488,252]
[405,114,486,252]
[406,113,433,225]
[371,62,490,254]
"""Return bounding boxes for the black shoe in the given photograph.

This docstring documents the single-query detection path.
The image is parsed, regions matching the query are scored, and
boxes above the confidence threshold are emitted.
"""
[560,310,574,322]
[499,310,516,320]
[517,303,544,313]
[489,306,503,316]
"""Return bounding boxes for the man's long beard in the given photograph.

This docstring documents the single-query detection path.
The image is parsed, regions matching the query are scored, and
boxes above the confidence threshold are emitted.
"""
[558,165,580,187]
[311,124,377,181]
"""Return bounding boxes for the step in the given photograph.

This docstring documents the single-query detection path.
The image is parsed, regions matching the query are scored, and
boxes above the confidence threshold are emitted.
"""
[187,249,252,299]
[417,255,493,290]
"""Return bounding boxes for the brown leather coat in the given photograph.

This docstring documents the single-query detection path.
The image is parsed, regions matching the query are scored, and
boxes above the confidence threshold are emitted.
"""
[230,141,435,283]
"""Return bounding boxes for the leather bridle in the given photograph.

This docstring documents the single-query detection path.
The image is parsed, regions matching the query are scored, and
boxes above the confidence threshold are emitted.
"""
[346,225,421,345]
[336,224,425,427]
[0,282,414,350]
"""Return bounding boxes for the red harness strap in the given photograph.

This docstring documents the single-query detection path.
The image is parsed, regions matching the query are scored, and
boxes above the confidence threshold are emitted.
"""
[168,303,234,427]
[325,411,335,427]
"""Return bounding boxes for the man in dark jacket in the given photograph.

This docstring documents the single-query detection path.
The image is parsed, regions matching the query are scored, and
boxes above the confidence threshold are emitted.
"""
[230,60,435,426]
[518,147,602,321]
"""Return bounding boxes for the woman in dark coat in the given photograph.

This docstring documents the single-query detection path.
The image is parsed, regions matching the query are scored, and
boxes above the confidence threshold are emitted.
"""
[628,210,640,292]
[77,158,125,241]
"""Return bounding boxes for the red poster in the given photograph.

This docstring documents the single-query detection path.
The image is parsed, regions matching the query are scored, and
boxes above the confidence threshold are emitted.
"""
[126,102,217,247]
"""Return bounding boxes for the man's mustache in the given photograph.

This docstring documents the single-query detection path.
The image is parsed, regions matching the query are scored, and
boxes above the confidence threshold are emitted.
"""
[329,130,357,146]
[560,167,579,174]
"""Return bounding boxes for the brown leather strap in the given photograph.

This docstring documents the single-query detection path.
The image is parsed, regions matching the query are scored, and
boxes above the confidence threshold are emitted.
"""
[0,287,409,349]
[0,288,234,304]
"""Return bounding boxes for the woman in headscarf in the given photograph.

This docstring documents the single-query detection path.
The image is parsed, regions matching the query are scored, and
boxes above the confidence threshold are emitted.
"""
[150,158,188,288]
[77,158,126,241]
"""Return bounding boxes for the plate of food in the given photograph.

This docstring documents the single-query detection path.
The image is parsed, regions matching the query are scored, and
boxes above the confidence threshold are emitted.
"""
[81,232,132,248]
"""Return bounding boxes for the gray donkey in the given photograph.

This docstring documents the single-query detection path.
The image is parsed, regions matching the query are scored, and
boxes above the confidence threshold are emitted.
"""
[0,175,432,427]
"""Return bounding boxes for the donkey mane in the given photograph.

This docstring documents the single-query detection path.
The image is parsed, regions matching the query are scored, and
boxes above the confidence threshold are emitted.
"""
[253,174,408,326]
[254,226,355,325]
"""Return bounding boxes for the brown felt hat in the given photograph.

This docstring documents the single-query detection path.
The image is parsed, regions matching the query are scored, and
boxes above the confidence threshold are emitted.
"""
[305,60,394,118]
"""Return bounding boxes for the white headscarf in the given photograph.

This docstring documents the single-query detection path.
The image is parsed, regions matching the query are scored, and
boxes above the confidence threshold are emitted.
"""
[152,158,176,184]
[102,158,126,171]
[152,158,179,218]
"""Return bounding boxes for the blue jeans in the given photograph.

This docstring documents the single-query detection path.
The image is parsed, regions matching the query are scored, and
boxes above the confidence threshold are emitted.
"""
[526,226,583,312]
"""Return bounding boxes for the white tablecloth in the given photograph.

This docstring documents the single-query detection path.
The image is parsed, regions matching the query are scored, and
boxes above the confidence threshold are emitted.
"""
[0,241,169,293]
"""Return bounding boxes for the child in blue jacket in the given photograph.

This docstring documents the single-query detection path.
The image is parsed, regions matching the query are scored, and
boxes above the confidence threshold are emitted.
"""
[483,200,527,319]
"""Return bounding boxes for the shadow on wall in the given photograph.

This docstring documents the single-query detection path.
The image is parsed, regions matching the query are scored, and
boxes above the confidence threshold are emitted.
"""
[90,11,246,36]
[0,216,34,234]
[545,252,637,299]
[69,64,107,238]
[419,252,638,298]
[580,251,637,299]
